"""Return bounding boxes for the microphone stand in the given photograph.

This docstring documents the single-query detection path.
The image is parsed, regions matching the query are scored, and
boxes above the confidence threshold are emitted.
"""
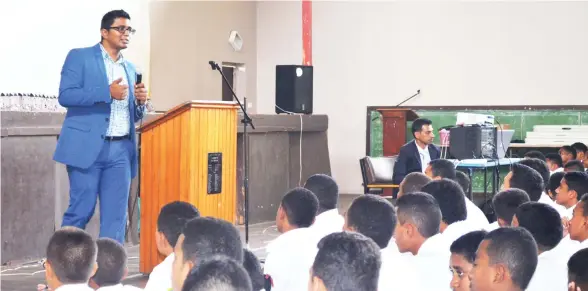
[209,61,255,246]
[395,89,421,107]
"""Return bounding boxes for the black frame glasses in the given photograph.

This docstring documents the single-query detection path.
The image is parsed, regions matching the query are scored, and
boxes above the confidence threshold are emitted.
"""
[109,26,136,35]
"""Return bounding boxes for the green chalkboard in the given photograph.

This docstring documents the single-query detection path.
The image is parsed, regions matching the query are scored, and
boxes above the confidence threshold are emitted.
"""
[369,109,588,193]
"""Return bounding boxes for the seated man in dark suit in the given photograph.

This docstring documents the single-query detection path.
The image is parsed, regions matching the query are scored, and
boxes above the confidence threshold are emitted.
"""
[392,118,441,195]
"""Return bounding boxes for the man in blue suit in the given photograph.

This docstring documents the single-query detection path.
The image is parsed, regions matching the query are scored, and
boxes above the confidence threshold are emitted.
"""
[392,118,441,195]
[54,10,147,244]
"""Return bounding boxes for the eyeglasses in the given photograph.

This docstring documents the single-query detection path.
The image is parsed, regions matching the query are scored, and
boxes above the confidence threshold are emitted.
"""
[109,26,136,35]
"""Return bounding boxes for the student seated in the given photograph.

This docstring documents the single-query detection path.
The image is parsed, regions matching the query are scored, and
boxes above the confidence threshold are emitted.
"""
[469,227,538,291]
[569,193,588,249]
[512,202,576,291]
[454,171,489,227]
[397,172,431,198]
[89,238,141,290]
[449,230,488,291]
[344,194,421,290]
[560,145,577,165]
[546,153,564,175]
[547,172,565,200]
[556,172,588,219]
[425,160,489,228]
[422,179,481,248]
[242,249,265,291]
[44,227,97,291]
[172,217,244,291]
[181,257,252,291]
[145,201,199,291]
[489,189,530,231]
[518,158,567,216]
[304,174,344,240]
[263,187,319,291]
[571,142,588,168]
[565,160,585,172]
[502,163,544,202]
[568,248,588,291]
[308,232,381,291]
[395,192,451,291]
[524,150,546,161]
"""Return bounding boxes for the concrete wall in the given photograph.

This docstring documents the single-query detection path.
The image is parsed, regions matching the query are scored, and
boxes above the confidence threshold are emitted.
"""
[149,1,257,112]
[256,1,588,194]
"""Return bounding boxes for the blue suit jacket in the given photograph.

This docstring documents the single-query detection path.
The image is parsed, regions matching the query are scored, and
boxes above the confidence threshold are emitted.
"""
[392,140,441,185]
[53,43,144,178]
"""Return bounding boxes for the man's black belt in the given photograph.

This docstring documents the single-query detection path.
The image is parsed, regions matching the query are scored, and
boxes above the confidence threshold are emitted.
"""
[104,135,130,141]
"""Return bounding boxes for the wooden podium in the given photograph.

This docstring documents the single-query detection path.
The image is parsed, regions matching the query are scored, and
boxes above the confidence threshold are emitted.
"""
[138,100,239,273]
[377,109,419,156]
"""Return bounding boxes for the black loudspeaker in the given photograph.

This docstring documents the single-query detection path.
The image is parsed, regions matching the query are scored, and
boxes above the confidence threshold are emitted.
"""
[449,126,497,160]
[275,65,313,114]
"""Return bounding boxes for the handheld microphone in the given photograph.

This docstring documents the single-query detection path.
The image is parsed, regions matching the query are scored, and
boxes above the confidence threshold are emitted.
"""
[208,61,218,70]
[136,67,143,84]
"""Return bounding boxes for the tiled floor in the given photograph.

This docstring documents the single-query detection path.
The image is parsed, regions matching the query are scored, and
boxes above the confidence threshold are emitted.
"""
[0,194,360,290]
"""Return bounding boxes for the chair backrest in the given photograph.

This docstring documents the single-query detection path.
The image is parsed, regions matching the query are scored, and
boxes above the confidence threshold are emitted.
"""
[362,156,397,184]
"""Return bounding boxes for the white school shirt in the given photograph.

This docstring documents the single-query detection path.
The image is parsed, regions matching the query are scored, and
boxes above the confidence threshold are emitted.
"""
[550,167,564,175]
[465,198,489,228]
[538,193,568,218]
[379,246,424,291]
[579,239,588,250]
[526,239,578,291]
[143,253,175,291]
[416,141,431,173]
[441,220,482,251]
[413,233,452,291]
[564,204,577,219]
[264,227,318,291]
[97,284,143,291]
[309,209,344,242]
[55,284,94,291]
[485,221,500,231]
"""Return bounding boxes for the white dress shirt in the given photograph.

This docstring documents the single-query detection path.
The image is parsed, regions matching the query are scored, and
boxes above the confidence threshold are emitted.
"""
[550,167,564,175]
[413,234,452,291]
[55,284,94,291]
[465,198,489,228]
[538,193,568,218]
[441,220,483,251]
[415,141,431,173]
[579,239,588,250]
[564,204,577,219]
[144,253,175,291]
[97,284,143,291]
[526,239,578,291]
[264,227,318,291]
[309,209,344,243]
[379,246,424,291]
[485,221,500,231]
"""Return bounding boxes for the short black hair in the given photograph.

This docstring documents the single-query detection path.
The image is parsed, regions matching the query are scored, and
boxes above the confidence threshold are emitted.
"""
[411,118,432,138]
[580,193,588,217]
[304,174,339,212]
[181,256,252,291]
[181,217,243,265]
[547,172,565,196]
[346,195,396,249]
[400,172,432,194]
[561,146,578,159]
[545,153,563,168]
[524,150,546,161]
[157,201,200,247]
[492,189,530,224]
[280,187,319,228]
[518,158,550,192]
[46,227,97,284]
[242,249,264,291]
[428,159,457,180]
[395,192,442,238]
[450,230,488,263]
[565,160,585,172]
[312,232,381,291]
[100,10,131,30]
[515,202,562,252]
[421,179,467,225]
[571,142,588,154]
[454,171,471,194]
[483,227,538,290]
[508,163,544,202]
[564,171,588,200]
[92,238,126,287]
[568,248,588,286]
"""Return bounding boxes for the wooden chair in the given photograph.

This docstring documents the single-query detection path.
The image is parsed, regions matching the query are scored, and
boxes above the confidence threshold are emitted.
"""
[359,156,399,196]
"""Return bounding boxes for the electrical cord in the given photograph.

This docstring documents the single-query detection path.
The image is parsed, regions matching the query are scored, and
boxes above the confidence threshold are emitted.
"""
[275,104,304,186]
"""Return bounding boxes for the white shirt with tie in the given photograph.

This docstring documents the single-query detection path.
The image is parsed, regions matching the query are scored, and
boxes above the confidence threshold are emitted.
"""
[415,141,431,173]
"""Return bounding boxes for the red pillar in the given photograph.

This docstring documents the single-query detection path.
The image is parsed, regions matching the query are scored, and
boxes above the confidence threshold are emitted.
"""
[302,0,312,65]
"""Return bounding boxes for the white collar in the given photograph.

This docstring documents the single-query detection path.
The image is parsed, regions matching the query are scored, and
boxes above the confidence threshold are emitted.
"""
[55,283,93,291]
[415,140,428,153]
[99,43,124,64]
